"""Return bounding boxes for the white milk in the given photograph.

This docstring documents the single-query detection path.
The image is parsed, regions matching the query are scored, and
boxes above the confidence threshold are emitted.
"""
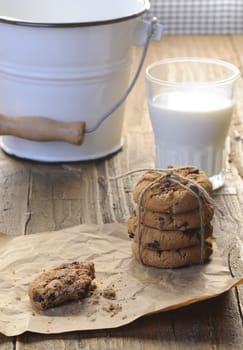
[148,91,234,177]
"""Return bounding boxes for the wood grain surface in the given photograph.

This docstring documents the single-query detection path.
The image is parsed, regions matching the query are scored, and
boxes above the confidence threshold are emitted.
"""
[0,35,242,349]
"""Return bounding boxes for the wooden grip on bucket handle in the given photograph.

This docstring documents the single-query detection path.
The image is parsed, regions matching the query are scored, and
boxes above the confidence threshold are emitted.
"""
[0,115,86,145]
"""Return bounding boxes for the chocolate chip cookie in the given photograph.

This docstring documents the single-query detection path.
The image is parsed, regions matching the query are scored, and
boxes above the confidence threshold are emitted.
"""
[128,216,213,251]
[132,240,213,268]
[28,261,95,310]
[133,166,213,214]
[134,202,214,231]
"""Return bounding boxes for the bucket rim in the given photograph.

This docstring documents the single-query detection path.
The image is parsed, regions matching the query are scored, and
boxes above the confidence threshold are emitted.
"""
[0,0,150,28]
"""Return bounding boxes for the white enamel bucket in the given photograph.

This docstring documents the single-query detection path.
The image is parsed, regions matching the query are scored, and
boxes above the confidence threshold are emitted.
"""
[0,0,162,162]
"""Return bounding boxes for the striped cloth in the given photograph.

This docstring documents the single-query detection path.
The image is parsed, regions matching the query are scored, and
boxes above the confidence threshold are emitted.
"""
[144,0,243,34]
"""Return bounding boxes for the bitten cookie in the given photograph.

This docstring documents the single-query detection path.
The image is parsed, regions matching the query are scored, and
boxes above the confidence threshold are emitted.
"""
[135,202,214,231]
[132,241,213,268]
[133,166,213,214]
[128,216,213,251]
[28,261,95,310]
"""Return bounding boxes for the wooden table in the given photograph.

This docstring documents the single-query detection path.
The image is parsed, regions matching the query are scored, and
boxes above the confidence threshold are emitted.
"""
[0,35,242,349]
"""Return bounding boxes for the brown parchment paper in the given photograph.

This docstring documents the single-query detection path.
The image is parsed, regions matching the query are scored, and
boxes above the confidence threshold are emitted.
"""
[0,223,242,336]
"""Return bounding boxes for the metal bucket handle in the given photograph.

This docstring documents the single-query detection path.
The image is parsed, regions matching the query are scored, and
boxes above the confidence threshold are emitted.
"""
[0,18,162,146]
[86,17,160,134]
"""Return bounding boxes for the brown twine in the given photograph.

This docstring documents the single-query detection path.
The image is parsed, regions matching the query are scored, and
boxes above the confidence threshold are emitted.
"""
[109,167,216,266]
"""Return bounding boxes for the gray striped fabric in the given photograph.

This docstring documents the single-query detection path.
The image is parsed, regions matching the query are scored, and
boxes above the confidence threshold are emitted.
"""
[144,0,243,34]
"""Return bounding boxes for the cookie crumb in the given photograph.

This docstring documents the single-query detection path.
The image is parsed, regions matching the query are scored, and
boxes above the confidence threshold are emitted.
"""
[91,298,100,305]
[102,287,116,300]
[91,282,97,291]
[102,303,122,316]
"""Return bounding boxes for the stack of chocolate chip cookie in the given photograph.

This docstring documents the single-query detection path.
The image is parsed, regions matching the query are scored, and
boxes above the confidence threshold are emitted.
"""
[128,166,214,268]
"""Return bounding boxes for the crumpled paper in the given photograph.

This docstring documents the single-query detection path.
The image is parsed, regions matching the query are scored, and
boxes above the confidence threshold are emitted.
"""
[0,223,242,336]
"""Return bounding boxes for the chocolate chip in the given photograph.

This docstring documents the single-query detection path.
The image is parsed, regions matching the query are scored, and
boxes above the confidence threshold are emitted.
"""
[159,217,165,229]
[188,167,199,174]
[164,181,171,188]
[176,222,189,229]
[148,240,160,250]
[169,213,174,224]
[47,293,56,302]
[128,232,134,239]
[78,291,86,299]
[34,293,44,302]
[78,286,89,299]
[183,228,201,240]
[61,264,68,269]
[189,185,199,194]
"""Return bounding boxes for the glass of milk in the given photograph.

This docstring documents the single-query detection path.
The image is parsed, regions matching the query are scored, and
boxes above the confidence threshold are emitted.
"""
[145,57,239,190]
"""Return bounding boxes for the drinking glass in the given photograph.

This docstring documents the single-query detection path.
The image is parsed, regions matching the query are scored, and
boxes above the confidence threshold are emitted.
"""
[145,57,240,190]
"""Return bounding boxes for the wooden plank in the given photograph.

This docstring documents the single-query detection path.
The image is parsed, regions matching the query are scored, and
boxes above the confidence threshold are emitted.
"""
[0,155,29,348]
[0,337,14,350]
[23,162,101,233]
[231,35,243,67]
[0,155,30,236]
[0,156,30,347]
[172,292,243,350]
[229,36,243,177]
